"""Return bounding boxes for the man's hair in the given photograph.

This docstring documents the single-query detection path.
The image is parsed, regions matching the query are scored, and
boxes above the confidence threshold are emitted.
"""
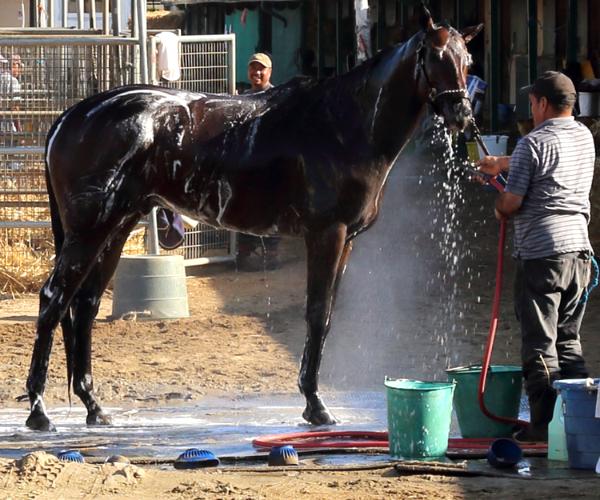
[531,91,574,112]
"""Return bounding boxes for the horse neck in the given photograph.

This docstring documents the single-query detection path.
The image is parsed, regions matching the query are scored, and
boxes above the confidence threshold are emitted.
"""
[363,37,427,162]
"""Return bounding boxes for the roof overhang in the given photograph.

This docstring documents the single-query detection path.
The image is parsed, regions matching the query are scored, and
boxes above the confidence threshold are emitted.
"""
[172,0,302,4]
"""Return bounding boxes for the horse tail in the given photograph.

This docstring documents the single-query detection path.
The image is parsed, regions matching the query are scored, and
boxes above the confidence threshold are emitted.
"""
[45,118,74,405]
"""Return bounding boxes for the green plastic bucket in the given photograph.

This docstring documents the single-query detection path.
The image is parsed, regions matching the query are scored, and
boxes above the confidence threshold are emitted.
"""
[385,378,455,459]
[446,365,522,438]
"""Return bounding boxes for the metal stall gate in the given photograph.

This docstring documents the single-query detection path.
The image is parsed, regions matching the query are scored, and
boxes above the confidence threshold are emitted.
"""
[149,34,237,267]
[0,36,141,292]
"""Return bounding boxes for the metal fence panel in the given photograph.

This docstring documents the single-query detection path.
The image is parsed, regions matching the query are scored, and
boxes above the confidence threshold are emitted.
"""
[0,36,142,290]
[0,34,237,290]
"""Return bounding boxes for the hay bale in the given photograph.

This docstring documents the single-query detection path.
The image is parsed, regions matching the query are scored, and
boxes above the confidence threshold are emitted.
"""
[0,226,148,296]
[147,10,185,30]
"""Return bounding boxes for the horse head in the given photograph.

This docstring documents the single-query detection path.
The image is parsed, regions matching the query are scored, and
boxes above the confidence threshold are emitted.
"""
[418,6,482,131]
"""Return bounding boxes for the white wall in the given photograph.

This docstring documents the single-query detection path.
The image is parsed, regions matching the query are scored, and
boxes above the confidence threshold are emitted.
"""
[0,0,29,28]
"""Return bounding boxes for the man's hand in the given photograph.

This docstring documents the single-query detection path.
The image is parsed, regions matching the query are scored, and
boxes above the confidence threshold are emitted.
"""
[476,155,510,177]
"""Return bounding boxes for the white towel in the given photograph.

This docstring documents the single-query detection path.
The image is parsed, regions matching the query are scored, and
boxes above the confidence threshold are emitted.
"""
[155,31,181,82]
[180,215,199,229]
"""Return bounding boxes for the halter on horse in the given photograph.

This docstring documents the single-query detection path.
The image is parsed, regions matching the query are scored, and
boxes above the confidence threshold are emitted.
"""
[25,6,481,431]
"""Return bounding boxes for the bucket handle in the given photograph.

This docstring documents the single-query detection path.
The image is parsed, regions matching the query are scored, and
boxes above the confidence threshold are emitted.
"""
[446,364,489,372]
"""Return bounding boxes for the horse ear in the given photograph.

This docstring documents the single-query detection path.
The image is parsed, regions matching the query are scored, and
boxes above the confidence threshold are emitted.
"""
[419,2,434,32]
[461,24,483,44]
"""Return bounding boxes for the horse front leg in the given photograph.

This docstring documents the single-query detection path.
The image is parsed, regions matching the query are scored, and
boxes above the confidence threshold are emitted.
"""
[69,219,139,426]
[300,223,350,425]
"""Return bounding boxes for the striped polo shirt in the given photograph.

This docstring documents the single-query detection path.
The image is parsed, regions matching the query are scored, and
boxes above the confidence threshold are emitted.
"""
[506,116,595,259]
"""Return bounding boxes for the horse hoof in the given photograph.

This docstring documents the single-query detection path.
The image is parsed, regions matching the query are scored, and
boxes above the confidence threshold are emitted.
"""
[26,413,56,432]
[86,411,112,426]
[302,404,338,426]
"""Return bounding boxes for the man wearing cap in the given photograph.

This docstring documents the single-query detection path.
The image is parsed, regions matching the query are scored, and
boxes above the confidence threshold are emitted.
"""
[247,52,273,93]
[477,71,596,442]
[236,53,281,271]
[0,54,22,134]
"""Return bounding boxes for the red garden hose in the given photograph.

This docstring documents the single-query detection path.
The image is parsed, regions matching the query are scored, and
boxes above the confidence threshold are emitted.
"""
[472,131,528,429]
[252,431,547,451]
[476,216,527,428]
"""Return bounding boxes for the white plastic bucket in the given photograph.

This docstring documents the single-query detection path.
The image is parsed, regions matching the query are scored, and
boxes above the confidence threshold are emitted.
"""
[477,135,508,159]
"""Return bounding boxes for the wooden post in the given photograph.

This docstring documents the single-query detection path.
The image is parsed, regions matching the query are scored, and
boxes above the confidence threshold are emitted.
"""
[48,0,54,27]
[103,0,110,33]
[490,0,500,132]
[62,0,68,27]
[528,0,538,83]
[137,0,148,84]
[566,0,578,65]
[89,0,97,29]
[354,0,371,63]
[77,0,84,29]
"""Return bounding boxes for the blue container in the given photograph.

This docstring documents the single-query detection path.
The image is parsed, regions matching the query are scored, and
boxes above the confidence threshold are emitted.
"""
[57,450,85,463]
[466,75,488,116]
[268,445,299,466]
[466,75,488,100]
[554,379,600,470]
[486,438,523,468]
[174,448,220,469]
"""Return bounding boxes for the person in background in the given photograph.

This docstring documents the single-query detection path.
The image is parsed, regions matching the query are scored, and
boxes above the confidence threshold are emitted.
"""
[236,53,281,271]
[246,52,273,92]
[0,54,22,136]
[477,71,595,443]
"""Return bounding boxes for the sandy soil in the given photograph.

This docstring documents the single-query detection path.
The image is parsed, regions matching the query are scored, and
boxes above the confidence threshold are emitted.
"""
[1,163,599,498]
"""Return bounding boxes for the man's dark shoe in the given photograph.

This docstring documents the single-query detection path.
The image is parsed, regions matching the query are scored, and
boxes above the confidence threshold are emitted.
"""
[513,425,548,443]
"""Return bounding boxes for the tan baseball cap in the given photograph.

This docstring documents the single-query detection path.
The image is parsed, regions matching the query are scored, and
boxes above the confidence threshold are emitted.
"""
[248,53,272,69]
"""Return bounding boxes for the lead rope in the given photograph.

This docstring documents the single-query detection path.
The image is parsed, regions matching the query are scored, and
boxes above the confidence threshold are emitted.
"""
[580,256,599,304]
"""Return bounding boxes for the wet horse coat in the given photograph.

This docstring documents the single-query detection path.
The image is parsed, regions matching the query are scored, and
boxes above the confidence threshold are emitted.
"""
[26,9,481,431]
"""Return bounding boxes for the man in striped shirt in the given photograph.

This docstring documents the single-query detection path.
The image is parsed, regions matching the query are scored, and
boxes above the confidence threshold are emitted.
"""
[478,71,595,442]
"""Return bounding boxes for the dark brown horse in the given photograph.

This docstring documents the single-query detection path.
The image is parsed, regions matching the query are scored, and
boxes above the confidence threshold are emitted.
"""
[26,7,481,431]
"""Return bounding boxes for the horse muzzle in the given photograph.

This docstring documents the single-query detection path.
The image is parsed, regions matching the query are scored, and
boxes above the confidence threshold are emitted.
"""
[440,98,472,132]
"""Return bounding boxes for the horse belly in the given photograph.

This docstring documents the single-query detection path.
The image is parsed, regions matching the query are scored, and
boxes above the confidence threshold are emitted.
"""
[195,170,303,237]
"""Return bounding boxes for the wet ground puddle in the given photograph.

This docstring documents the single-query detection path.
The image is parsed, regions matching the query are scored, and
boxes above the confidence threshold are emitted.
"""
[0,392,388,461]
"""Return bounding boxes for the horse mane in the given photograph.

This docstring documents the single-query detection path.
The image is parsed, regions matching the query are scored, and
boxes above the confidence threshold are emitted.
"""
[248,33,424,118]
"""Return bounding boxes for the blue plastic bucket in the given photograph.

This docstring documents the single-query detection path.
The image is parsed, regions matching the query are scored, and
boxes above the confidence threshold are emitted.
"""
[553,379,600,470]
[466,75,488,100]
[385,378,455,459]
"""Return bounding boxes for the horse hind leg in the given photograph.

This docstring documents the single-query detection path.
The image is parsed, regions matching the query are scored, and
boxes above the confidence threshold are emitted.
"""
[69,218,140,426]
[300,223,351,425]
[25,273,62,431]
[26,253,88,432]
[26,222,131,431]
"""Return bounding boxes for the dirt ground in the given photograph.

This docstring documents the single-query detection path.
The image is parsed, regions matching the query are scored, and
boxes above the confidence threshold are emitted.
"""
[1,163,599,498]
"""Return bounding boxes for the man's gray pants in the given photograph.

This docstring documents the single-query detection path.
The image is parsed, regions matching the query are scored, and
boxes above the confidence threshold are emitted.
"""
[514,251,591,399]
